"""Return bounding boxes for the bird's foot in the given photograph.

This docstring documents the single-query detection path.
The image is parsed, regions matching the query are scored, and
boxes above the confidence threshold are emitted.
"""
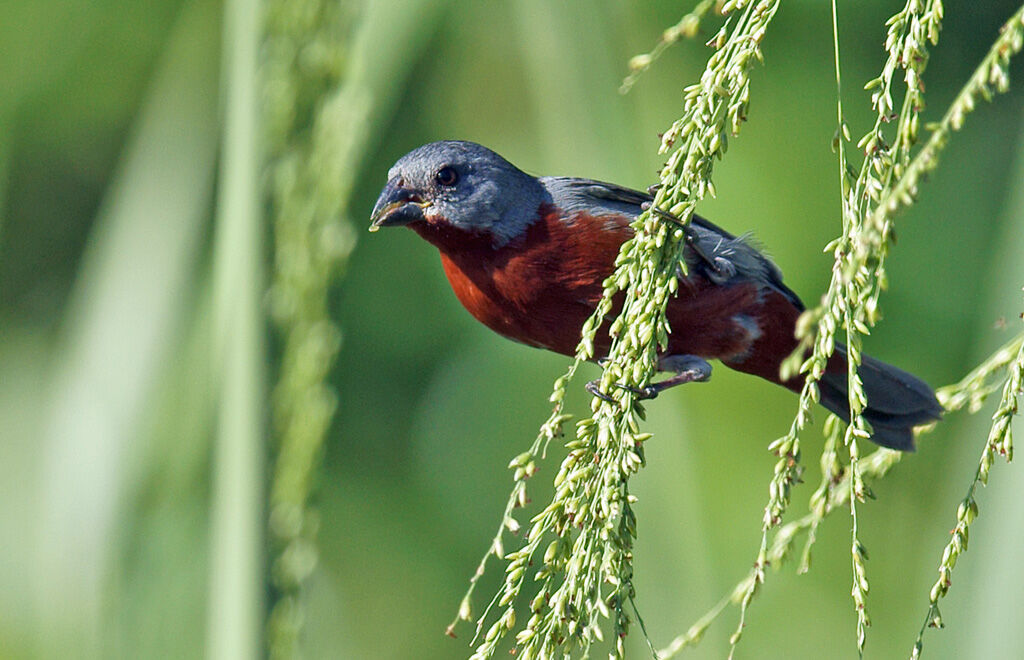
[587,355,712,402]
[585,379,616,403]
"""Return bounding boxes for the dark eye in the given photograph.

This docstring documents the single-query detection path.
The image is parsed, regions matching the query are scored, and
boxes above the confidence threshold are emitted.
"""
[435,166,458,187]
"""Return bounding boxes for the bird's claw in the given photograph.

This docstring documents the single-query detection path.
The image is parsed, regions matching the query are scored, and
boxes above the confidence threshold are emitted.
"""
[585,379,617,403]
[587,380,659,402]
[613,383,661,400]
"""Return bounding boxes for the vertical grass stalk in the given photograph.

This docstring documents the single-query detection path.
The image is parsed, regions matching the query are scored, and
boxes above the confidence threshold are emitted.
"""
[262,1,354,656]
[263,1,450,656]
[209,0,265,656]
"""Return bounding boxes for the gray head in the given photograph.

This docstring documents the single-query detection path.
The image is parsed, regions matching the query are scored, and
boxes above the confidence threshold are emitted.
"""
[369,141,548,246]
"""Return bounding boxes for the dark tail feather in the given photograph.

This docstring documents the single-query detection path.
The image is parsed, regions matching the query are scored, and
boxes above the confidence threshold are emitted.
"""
[818,346,943,451]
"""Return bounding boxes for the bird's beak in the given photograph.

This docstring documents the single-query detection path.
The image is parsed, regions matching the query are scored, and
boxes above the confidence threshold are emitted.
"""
[369,178,431,232]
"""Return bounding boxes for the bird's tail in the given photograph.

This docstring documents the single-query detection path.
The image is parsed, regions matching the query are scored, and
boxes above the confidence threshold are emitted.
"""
[718,289,942,450]
[815,345,943,451]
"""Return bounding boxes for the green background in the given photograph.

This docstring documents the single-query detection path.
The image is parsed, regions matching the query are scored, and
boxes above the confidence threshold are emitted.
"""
[1,1,1023,658]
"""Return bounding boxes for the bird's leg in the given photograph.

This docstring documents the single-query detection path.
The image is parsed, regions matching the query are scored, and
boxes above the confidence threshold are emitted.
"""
[615,355,712,400]
[586,355,712,402]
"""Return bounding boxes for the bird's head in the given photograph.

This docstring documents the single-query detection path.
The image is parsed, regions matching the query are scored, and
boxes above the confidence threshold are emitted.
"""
[369,141,548,247]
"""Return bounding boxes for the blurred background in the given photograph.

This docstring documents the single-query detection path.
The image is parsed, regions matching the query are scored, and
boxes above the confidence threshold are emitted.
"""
[2,1,1023,658]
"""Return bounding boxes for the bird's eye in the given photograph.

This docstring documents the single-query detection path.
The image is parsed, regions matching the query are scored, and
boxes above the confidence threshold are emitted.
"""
[435,166,458,187]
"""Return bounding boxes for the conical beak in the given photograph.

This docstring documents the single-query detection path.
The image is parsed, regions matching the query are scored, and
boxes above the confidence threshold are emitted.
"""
[369,178,430,231]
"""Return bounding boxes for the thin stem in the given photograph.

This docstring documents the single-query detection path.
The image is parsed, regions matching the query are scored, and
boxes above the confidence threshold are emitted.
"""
[912,329,1024,659]
[208,0,265,656]
[620,0,717,94]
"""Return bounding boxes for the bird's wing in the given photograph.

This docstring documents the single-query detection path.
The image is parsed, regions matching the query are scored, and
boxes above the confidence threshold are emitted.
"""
[540,177,651,221]
[540,176,805,310]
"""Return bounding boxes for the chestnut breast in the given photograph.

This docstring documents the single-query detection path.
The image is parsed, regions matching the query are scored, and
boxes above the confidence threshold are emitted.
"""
[414,207,769,362]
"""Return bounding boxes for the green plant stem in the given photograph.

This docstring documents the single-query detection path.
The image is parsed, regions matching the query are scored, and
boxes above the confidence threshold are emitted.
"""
[830,3,871,652]
[867,4,1024,229]
[263,1,449,656]
[660,445,902,658]
[209,0,264,656]
[619,0,717,94]
[911,329,1024,659]
[689,3,1024,655]
[937,333,1024,414]
[262,2,353,656]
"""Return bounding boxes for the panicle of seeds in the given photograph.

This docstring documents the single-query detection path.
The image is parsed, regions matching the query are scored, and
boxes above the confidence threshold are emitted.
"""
[461,2,783,656]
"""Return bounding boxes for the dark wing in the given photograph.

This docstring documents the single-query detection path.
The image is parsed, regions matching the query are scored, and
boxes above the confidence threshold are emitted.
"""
[540,177,651,221]
[540,176,804,310]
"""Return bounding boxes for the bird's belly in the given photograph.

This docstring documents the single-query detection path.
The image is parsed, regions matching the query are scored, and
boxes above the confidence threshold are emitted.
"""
[438,244,779,367]
[440,255,594,355]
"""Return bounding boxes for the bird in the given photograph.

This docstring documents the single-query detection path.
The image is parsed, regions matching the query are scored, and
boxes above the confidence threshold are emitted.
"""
[369,140,942,451]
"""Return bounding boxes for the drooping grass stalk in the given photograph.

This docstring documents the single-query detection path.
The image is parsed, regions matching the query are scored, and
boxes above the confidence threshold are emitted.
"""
[659,328,1024,659]
[619,0,718,94]
[732,0,944,653]
[829,4,1024,653]
[209,0,264,655]
[911,330,1023,659]
[866,5,1024,229]
[937,333,1024,415]
[829,0,873,651]
[735,1,1024,655]
[695,2,1024,656]
[461,2,782,656]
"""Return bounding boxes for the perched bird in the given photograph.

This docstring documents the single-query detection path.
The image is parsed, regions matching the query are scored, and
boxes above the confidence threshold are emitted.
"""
[370,140,942,450]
